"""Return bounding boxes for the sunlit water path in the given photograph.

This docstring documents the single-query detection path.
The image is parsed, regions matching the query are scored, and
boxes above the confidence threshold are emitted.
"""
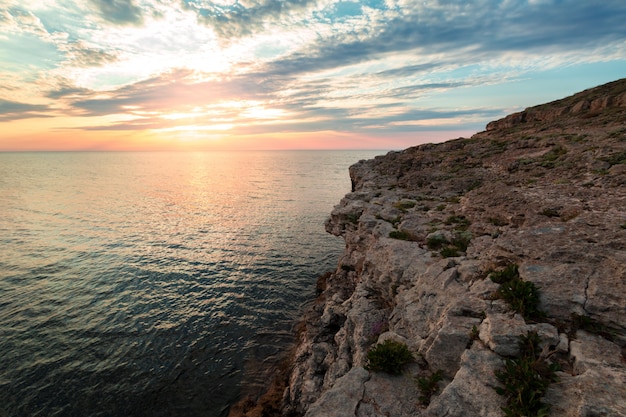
[0,150,383,417]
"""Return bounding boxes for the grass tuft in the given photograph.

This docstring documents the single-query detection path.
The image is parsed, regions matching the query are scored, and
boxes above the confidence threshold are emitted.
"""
[394,200,417,211]
[444,214,471,230]
[365,339,413,375]
[416,370,443,405]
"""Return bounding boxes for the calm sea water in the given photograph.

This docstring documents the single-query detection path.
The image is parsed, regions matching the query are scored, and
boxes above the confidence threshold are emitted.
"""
[0,150,383,417]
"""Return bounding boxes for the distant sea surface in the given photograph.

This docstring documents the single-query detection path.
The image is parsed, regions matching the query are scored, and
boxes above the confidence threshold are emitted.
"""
[0,150,383,417]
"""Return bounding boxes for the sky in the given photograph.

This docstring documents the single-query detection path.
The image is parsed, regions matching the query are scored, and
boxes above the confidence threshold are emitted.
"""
[0,0,625,151]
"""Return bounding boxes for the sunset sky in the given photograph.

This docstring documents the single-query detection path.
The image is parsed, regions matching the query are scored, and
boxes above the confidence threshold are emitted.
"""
[1,0,625,151]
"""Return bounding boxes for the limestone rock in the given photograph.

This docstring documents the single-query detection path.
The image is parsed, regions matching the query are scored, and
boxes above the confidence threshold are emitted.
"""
[546,332,626,417]
[422,315,479,378]
[485,78,626,131]
[426,344,504,417]
[304,367,370,417]
[242,79,626,417]
[358,372,422,417]
[545,368,626,417]
[479,313,529,357]
[570,330,624,375]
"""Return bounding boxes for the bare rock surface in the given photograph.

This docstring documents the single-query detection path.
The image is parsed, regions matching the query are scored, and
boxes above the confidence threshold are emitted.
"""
[426,344,503,417]
[303,367,370,417]
[231,79,626,417]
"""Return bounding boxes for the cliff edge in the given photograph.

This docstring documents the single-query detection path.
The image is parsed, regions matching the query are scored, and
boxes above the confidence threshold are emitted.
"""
[234,78,626,417]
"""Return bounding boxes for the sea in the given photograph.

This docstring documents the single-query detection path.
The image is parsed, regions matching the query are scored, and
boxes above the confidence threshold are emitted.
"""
[0,150,384,417]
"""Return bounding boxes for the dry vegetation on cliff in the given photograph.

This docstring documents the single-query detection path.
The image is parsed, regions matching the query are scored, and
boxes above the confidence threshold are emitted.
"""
[231,79,626,417]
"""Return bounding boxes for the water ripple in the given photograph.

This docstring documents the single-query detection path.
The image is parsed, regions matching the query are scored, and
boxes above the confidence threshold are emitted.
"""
[0,150,383,417]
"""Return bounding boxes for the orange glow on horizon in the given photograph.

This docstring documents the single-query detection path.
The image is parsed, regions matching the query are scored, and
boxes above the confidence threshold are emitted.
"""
[1,105,474,152]
[0,120,470,152]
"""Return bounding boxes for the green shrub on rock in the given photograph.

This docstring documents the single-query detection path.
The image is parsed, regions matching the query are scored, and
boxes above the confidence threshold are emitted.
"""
[490,264,519,284]
[365,339,413,375]
[495,332,559,417]
[440,246,460,258]
[427,234,449,249]
[393,200,417,211]
[437,231,472,257]
[451,231,472,252]
[490,264,544,322]
[389,230,412,240]
[497,278,544,321]
[444,215,471,230]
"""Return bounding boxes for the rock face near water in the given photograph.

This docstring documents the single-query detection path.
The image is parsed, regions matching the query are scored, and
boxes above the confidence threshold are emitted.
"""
[231,79,626,417]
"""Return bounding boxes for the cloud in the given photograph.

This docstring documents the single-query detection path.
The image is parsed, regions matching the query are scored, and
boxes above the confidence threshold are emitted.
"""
[183,0,324,40]
[45,78,95,100]
[66,69,261,115]
[406,1,626,53]
[255,0,626,80]
[0,99,53,121]
[5,0,624,142]
[384,82,468,99]
[55,63,500,135]
[59,40,119,67]
[88,0,144,25]
[0,7,50,38]
[374,63,443,79]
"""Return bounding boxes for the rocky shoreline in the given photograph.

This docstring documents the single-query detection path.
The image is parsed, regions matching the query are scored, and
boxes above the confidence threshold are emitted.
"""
[231,78,626,417]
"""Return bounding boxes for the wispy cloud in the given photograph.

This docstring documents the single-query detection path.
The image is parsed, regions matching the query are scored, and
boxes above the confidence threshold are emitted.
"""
[60,40,119,67]
[87,0,144,25]
[257,0,626,78]
[183,0,324,40]
[0,99,53,121]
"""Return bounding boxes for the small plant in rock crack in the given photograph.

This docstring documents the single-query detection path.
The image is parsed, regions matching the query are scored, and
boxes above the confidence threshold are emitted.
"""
[495,331,559,417]
[444,215,471,231]
[490,264,545,322]
[439,231,472,258]
[497,278,544,322]
[346,212,361,224]
[389,230,412,240]
[466,325,480,348]
[365,339,413,375]
[539,145,567,168]
[427,234,449,250]
[451,231,472,252]
[489,264,519,284]
[439,246,460,258]
[488,216,509,226]
[540,207,561,218]
[394,200,417,212]
[416,370,443,405]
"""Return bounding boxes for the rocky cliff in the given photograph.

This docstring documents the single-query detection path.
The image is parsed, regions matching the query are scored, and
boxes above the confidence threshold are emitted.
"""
[232,78,626,417]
